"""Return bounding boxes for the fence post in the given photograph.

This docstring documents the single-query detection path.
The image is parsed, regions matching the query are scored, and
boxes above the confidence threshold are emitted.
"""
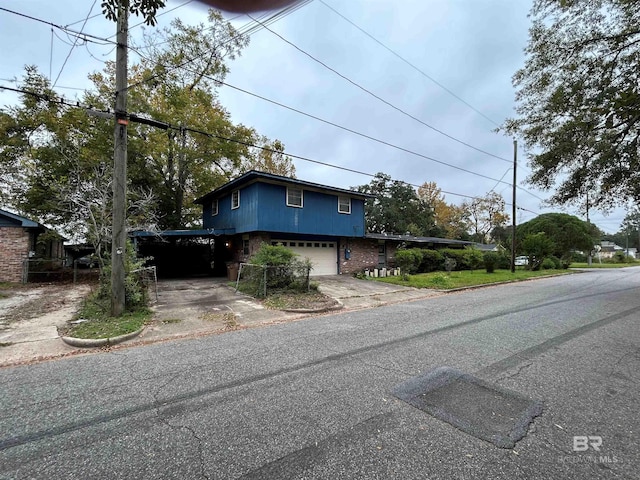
[235,263,244,293]
[73,259,78,284]
[263,265,267,297]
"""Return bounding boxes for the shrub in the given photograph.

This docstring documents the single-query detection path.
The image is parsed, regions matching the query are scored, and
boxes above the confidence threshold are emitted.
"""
[419,249,444,272]
[541,258,556,270]
[495,251,512,269]
[439,249,466,270]
[242,243,311,296]
[96,240,149,312]
[463,248,484,271]
[396,249,419,275]
[483,252,499,273]
[548,255,562,269]
[570,251,587,262]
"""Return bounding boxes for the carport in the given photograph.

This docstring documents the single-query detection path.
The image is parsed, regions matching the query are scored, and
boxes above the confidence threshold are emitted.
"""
[130,229,235,278]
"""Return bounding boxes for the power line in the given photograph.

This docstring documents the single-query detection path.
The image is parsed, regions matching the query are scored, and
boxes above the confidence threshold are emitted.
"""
[0,83,493,203]
[246,13,513,166]
[0,6,114,45]
[52,0,98,88]
[124,0,313,93]
[318,0,502,129]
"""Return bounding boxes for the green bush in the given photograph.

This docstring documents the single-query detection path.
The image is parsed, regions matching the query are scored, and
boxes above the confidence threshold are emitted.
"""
[495,251,512,269]
[439,249,466,270]
[251,243,297,266]
[483,252,499,273]
[242,243,311,296]
[541,258,556,270]
[463,248,484,271]
[570,251,587,262]
[548,255,562,269]
[396,249,419,274]
[96,240,149,312]
[419,249,444,272]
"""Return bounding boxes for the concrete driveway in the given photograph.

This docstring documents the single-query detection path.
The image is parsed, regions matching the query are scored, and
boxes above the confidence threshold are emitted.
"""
[315,275,439,309]
[1,275,436,366]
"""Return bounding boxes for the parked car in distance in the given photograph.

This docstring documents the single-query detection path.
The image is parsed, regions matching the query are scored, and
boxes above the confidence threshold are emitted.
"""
[514,255,528,266]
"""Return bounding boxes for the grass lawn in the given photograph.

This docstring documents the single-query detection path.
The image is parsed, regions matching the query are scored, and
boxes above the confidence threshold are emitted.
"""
[570,262,639,269]
[63,297,151,339]
[373,269,571,290]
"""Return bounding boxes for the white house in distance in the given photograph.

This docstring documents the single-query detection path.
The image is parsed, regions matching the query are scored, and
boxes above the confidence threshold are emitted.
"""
[597,241,638,260]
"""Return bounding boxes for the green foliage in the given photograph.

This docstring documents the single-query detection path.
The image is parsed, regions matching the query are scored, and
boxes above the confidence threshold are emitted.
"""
[521,232,556,270]
[1,12,296,235]
[101,0,166,26]
[503,0,640,210]
[548,255,562,269]
[395,249,419,275]
[516,213,596,260]
[440,248,483,271]
[96,240,149,311]
[541,258,556,270]
[355,173,437,236]
[419,249,444,272]
[483,252,499,273]
[251,243,297,266]
[240,243,311,297]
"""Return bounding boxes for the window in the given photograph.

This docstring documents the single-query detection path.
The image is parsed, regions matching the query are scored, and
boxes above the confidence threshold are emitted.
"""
[211,199,218,216]
[243,239,250,255]
[287,187,303,208]
[338,196,351,214]
[231,190,240,209]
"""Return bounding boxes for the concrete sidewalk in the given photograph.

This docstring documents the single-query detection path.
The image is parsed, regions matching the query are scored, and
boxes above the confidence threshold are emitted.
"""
[0,276,437,367]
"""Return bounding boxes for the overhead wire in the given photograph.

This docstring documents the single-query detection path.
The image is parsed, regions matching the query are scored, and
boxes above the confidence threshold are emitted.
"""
[52,0,98,88]
[0,83,516,207]
[0,6,546,208]
[318,0,502,129]
[246,13,513,166]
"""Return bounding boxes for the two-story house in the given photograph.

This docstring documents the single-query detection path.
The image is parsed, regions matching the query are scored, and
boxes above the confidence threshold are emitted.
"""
[194,170,372,275]
[193,171,472,276]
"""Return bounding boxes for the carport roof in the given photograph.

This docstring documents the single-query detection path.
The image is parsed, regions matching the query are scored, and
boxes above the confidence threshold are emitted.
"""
[130,228,235,238]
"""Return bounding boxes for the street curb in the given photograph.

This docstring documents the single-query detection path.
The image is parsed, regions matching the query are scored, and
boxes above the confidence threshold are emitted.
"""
[60,326,145,348]
[280,299,344,313]
[439,271,575,293]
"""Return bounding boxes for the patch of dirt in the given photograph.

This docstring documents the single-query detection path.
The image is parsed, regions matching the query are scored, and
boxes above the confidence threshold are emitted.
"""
[263,291,340,311]
[0,282,92,326]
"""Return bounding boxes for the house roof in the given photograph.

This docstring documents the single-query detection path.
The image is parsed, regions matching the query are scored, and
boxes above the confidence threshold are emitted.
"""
[194,170,373,205]
[0,208,44,230]
[365,233,473,246]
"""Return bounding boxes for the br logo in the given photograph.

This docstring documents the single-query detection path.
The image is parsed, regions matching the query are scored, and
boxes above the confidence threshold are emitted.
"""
[573,436,602,452]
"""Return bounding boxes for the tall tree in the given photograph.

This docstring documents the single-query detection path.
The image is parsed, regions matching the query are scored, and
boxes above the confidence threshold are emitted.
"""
[516,213,598,260]
[0,11,295,234]
[462,192,509,243]
[503,0,640,211]
[355,173,437,236]
[417,181,470,239]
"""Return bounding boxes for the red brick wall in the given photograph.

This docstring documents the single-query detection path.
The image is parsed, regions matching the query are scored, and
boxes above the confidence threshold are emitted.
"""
[0,227,30,283]
[339,238,398,275]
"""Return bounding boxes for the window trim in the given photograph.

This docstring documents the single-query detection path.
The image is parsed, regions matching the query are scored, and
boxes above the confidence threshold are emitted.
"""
[231,190,240,210]
[286,187,304,208]
[338,196,351,214]
[211,199,218,216]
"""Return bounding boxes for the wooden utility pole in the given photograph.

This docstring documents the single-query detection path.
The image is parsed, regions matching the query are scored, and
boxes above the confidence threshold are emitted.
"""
[111,1,128,316]
[511,140,517,273]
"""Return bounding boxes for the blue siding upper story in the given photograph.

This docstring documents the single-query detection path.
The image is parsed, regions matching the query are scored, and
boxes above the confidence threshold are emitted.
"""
[201,181,366,237]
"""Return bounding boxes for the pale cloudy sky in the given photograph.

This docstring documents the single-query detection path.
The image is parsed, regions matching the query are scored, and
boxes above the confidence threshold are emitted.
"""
[0,0,626,233]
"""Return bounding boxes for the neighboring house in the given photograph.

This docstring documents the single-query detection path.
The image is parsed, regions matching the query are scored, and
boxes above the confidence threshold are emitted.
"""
[0,208,64,283]
[472,243,505,252]
[194,171,472,276]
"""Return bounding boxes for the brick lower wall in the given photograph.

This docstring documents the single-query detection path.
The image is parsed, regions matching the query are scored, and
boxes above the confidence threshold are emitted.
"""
[339,238,398,275]
[0,227,30,283]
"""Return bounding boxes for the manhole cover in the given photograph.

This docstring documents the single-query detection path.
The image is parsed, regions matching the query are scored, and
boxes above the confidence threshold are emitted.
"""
[392,367,543,448]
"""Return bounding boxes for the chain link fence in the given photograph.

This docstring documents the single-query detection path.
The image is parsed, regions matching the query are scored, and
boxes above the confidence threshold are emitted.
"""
[234,262,312,297]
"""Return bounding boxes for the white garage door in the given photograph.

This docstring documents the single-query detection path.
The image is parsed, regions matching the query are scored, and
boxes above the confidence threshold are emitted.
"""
[273,240,337,276]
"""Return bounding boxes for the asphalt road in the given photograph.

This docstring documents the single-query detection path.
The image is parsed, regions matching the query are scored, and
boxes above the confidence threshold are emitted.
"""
[1,268,639,479]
